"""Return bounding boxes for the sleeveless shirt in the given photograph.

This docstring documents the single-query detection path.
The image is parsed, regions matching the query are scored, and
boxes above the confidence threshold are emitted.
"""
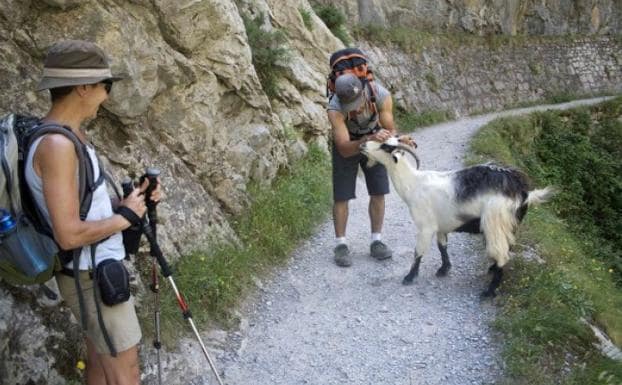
[25,135,124,270]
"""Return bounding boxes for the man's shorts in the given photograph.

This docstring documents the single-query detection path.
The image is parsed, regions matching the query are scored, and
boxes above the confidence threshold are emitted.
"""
[332,144,390,201]
[56,270,142,355]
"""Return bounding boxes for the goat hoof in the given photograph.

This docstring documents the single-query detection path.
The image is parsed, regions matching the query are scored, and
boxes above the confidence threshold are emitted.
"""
[402,276,415,285]
[480,290,496,299]
[435,266,451,277]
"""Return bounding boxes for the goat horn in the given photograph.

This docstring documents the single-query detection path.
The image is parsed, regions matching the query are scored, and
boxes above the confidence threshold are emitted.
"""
[396,144,420,169]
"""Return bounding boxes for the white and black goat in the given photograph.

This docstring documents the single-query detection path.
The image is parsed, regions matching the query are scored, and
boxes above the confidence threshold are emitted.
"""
[360,138,553,297]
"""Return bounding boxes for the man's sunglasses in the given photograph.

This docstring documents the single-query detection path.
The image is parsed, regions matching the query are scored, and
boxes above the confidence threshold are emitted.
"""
[332,57,367,72]
[100,80,113,94]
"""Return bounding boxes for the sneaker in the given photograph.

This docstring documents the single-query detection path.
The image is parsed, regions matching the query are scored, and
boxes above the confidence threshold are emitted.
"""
[334,244,352,267]
[370,240,392,260]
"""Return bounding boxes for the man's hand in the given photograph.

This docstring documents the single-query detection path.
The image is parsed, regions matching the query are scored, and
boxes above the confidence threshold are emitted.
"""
[368,129,392,142]
[398,134,417,148]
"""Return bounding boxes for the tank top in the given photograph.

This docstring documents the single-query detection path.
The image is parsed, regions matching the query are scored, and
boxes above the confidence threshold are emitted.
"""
[25,135,125,270]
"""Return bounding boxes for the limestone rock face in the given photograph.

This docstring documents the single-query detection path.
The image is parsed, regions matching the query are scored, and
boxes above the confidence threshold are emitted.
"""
[311,0,622,35]
[0,1,339,384]
[0,1,620,384]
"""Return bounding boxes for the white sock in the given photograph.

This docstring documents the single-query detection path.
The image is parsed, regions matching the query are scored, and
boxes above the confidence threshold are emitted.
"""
[371,233,382,242]
[336,237,347,247]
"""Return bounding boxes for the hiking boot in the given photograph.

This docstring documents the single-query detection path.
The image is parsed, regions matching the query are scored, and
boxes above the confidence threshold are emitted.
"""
[334,244,352,267]
[370,240,392,260]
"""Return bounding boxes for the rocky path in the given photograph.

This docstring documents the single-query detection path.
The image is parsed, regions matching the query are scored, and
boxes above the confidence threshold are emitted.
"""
[212,98,612,385]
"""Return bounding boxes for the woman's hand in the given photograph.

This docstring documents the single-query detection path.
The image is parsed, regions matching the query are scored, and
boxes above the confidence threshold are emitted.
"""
[148,177,163,204]
[120,184,147,218]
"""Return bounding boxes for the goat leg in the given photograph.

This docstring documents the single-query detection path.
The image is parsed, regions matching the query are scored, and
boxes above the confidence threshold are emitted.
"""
[435,234,451,277]
[481,263,503,298]
[487,263,496,274]
[403,254,422,285]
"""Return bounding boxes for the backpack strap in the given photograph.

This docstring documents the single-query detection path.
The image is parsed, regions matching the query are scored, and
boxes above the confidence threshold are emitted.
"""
[25,123,103,263]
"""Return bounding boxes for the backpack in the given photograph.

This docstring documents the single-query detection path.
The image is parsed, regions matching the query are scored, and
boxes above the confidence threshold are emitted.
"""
[326,48,381,133]
[0,113,102,285]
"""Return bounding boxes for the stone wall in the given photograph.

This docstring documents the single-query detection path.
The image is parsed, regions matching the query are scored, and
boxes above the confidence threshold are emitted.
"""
[366,36,622,117]
[0,1,620,384]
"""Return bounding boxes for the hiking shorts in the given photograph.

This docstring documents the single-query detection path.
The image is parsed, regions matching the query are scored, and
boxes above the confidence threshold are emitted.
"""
[332,144,390,201]
[56,271,142,355]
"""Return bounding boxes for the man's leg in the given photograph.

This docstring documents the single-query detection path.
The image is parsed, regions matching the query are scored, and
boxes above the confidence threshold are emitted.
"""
[362,158,392,260]
[331,146,359,267]
[333,200,349,238]
[333,199,352,266]
[86,338,107,385]
[369,194,385,234]
[96,344,140,385]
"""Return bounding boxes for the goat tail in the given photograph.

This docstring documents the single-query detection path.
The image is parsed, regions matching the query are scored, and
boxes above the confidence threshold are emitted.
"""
[525,186,555,207]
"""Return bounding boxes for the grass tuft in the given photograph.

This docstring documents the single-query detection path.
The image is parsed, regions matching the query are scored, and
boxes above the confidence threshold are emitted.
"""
[141,145,332,345]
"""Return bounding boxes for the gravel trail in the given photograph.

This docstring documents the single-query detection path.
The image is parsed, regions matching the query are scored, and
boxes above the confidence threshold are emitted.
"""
[217,98,612,385]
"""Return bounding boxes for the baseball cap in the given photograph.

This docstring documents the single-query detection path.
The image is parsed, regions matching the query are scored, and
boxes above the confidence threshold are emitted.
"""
[335,73,365,113]
[36,40,124,91]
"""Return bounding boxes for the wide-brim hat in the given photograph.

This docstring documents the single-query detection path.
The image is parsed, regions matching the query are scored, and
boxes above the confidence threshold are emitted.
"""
[336,73,366,113]
[36,40,124,91]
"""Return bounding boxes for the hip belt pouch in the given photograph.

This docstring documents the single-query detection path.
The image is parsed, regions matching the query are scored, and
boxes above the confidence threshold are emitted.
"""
[96,259,130,306]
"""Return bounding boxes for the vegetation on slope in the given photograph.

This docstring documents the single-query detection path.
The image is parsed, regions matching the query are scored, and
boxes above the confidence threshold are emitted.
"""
[468,97,622,384]
[142,145,332,343]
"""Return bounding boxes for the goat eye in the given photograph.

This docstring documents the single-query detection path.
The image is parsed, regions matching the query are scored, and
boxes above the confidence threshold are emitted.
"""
[380,144,396,152]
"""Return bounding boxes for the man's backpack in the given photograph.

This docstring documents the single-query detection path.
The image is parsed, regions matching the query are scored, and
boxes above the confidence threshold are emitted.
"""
[326,47,381,132]
[327,48,375,96]
[0,113,101,285]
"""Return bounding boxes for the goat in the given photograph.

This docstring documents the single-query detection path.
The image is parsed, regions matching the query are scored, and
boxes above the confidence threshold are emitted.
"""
[360,138,553,297]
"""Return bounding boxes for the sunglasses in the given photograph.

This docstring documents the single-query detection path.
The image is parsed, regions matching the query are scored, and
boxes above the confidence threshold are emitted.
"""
[100,80,113,94]
[332,57,367,72]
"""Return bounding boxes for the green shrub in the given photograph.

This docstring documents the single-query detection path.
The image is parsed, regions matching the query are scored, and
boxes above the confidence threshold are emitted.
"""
[313,4,344,30]
[313,4,350,45]
[243,13,289,98]
[299,8,313,31]
[470,96,622,385]
[530,108,622,271]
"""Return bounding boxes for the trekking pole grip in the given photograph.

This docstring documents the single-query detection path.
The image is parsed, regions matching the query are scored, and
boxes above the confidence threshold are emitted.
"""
[142,167,160,224]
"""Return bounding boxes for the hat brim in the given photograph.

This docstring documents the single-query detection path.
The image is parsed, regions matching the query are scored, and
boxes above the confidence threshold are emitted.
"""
[340,92,366,113]
[36,75,124,92]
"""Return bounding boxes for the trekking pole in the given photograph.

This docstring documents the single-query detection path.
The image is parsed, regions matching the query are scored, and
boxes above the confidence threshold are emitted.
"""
[122,177,163,385]
[150,256,162,384]
[140,169,225,385]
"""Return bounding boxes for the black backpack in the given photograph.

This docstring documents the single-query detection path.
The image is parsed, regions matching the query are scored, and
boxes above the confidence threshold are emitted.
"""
[0,113,103,284]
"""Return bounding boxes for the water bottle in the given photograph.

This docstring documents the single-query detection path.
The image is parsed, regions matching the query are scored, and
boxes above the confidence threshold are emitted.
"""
[0,209,56,277]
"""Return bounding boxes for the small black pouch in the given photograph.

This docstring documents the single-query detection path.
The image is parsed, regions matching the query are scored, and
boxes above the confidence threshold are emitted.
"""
[96,259,130,306]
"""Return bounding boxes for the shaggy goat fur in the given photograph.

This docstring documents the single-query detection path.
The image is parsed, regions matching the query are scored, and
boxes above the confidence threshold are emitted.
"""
[360,139,553,297]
